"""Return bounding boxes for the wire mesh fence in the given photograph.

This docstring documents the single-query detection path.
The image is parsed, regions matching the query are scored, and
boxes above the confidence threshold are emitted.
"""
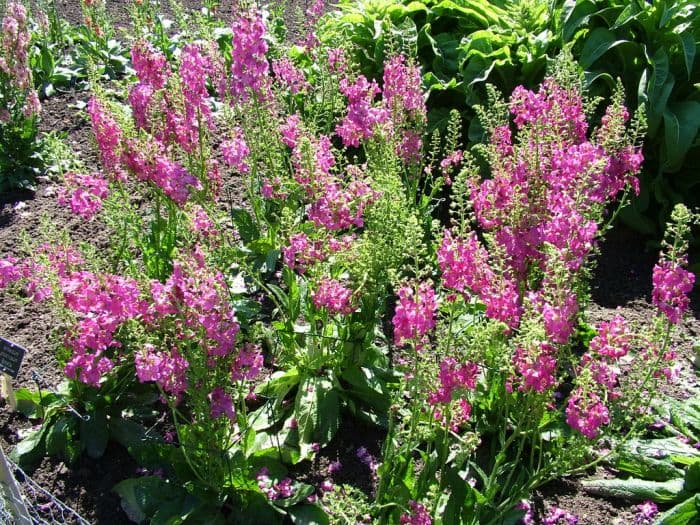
[0,447,91,525]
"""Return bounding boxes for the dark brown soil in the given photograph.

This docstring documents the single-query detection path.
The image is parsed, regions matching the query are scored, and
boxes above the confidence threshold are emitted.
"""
[0,2,698,525]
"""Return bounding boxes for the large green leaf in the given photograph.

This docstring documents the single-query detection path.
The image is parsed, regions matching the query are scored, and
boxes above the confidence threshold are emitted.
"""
[582,477,688,503]
[10,423,48,469]
[81,409,109,459]
[113,476,216,525]
[579,27,629,69]
[662,101,700,172]
[653,494,700,525]
[675,31,696,79]
[294,376,340,458]
[684,461,700,492]
[231,207,260,244]
[615,448,684,481]
[560,0,598,42]
[287,504,330,525]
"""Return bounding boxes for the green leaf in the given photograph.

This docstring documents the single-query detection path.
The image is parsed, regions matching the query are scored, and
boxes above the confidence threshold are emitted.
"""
[45,416,71,458]
[662,101,700,172]
[626,437,700,465]
[295,376,340,458]
[579,27,629,69]
[582,477,688,503]
[560,0,598,42]
[10,424,48,468]
[113,476,202,525]
[341,366,391,414]
[653,494,700,525]
[287,504,330,525]
[14,388,44,418]
[615,444,685,481]
[81,409,109,459]
[684,461,700,492]
[274,484,315,508]
[231,207,260,244]
[675,31,696,79]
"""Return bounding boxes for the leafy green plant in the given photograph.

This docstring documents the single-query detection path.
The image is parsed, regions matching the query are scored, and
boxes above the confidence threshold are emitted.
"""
[561,0,700,236]
[583,395,700,524]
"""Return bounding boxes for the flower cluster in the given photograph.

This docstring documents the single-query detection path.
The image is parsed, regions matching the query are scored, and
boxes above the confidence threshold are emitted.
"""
[399,501,432,525]
[652,259,695,324]
[336,55,425,159]
[565,390,610,439]
[312,278,355,315]
[0,3,40,118]
[437,230,522,330]
[228,9,270,101]
[428,358,478,405]
[147,250,240,358]
[256,468,295,501]
[513,343,558,394]
[59,271,147,386]
[135,344,189,398]
[58,172,109,219]
[392,282,437,348]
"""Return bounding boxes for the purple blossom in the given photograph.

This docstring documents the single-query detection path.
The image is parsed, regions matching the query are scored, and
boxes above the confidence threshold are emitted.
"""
[399,501,432,525]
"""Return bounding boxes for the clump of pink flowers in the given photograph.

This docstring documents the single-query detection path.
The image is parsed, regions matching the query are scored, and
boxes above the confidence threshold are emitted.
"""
[312,278,355,315]
[58,172,109,219]
[392,282,437,348]
[652,258,695,324]
[399,501,432,525]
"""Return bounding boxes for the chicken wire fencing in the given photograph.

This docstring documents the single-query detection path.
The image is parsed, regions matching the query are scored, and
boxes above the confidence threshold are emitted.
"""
[0,446,91,525]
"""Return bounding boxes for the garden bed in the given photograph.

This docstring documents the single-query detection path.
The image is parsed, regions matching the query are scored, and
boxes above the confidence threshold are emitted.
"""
[0,1,698,524]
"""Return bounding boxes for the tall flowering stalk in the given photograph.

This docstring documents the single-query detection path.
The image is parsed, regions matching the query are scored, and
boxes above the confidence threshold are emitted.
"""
[0,2,42,190]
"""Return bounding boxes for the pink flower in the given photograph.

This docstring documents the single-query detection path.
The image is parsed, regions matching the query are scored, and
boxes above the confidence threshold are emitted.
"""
[208,386,236,421]
[231,343,263,381]
[58,172,109,219]
[438,230,493,294]
[542,506,578,525]
[382,55,425,120]
[541,293,578,344]
[221,130,250,173]
[312,278,355,315]
[589,314,631,359]
[135,344,189,397]
[228,9,270,101]
[634,501,658,525]
[280,113,302,148]
[392,282,437,348]
[0,257,26,288]
[566,390,609,439]
[88,97,125,180]
[131,40,169,89]
[514,343,558,393]
[336,75,389,147]
[400,501,432,525]
[272,58,309,94]
[282,233,325,273]
[652,259,695,324]
[428,358,478,405]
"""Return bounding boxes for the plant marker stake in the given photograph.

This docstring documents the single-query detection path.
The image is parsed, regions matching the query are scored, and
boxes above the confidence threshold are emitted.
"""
[0,337,26,412]
[0,374,15,412]
[0,444,32,524]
